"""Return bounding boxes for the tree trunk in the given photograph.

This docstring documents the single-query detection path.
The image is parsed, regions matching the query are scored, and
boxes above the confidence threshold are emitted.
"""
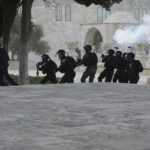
[2,4,9,50]
[2,2,13,51]
[19,0,33,85]
[11,52,15,61]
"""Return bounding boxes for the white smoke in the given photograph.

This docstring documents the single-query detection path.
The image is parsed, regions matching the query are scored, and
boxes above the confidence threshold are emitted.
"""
[113,15,150,44]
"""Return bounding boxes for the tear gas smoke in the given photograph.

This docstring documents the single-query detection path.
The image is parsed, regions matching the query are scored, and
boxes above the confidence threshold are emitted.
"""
[113,15,150,44]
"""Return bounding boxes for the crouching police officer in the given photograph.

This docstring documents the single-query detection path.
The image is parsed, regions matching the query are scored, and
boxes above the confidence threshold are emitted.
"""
[57,49,76,83]
[36,54,57,84]
[98,49,116,82]
[78,45,98,83]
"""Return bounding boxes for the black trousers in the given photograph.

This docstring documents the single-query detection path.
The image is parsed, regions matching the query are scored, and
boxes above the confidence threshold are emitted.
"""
[0,70,18,86]
[0,72,7,86]
[41,73,57,84]
[98,68,114,82]
[120,70,129,83]
[113,69,129,83]
[129,75,139,84]
[81,67,97,83]
[4,71,18,85]
[60,71,76,83]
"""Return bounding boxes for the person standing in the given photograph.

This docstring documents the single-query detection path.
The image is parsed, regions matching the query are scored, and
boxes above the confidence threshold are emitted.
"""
[126,53,143,84]
[78,45,98,83]
[0,43,18,86]
[113,51,128,83]
[98,49,116,82]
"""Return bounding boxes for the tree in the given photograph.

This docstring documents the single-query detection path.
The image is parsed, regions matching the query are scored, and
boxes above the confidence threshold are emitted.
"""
[9,14,50,60]
[0,0,21,50]
[30,25,50,55]
[9,14,21,60]
[0,0,123,85]
[19,0,34,85]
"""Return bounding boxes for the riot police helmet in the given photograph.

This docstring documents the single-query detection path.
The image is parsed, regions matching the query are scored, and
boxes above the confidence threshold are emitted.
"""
[42,54,50,61]
[127,52,135,59]
[84,45,92,52]
[128,53,135,59]
[57,49,66,56]
[116,51,122,57]
[108,49,115,55]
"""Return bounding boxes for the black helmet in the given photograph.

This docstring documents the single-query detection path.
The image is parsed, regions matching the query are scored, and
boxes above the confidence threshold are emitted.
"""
[84,45,92,52]
[127,52,135,59]
[42,54,50,60]
[57,49,66,56]
[108,49,115,55]
[116,51,122,57]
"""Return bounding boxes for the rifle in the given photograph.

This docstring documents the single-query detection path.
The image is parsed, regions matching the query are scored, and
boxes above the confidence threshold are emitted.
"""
[36,62,43,76]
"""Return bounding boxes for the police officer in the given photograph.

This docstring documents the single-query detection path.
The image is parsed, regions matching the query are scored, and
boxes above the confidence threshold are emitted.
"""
[113,51,128,83]
[0,43,18,86]
[126,52,143,84]
[78,45,98,83]
[57,49,76,83]
[36,54,57,84]
[98,49,116,82]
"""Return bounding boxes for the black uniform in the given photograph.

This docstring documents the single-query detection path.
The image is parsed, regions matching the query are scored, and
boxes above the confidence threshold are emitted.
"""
[98,53,116,82]
[37,59,57,84]
[80,52,98,83]
[113,55,128,83]
[58,56,76,83]
[0,47,18,86]
[127,60,143,84]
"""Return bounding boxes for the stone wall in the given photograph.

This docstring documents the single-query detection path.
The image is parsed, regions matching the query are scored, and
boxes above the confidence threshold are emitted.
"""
[31,0,150,60]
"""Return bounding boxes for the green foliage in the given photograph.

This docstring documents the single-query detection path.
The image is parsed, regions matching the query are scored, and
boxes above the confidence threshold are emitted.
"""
[9,74,59,85]
[30,25,50,55]
[9,14,50,60]
[8,74,43,84]
[9,15,21,57]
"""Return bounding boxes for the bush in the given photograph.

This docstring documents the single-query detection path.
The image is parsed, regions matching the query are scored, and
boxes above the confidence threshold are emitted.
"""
[9,75,52,85]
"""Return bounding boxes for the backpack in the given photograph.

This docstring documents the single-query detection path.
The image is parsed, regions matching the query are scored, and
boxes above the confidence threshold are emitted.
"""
[66,56,77,69]
[84,53,98,67]
[105,55,116,69]
[135,60,143,73]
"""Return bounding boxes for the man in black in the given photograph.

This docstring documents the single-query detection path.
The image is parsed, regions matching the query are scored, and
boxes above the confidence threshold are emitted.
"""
[113,51,128,83]
[98,49,116,82]
[126,52,143,84]
[36,54,57,84]
[78,45,98,83]
[0,43,18,86]
[57,49,76,83]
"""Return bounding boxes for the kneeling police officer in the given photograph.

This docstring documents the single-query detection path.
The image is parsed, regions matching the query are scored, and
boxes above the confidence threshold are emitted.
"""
[36,54,57,84]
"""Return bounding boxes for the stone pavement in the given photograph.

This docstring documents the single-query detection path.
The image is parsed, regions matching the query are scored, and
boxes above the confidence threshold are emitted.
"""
[0,83,150,150]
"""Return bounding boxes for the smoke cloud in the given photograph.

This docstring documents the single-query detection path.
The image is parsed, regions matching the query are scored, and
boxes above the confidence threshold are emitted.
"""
[113,15,150,44]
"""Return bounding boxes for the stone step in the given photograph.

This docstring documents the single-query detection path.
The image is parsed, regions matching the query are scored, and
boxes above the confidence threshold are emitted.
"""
[0,83,150,150]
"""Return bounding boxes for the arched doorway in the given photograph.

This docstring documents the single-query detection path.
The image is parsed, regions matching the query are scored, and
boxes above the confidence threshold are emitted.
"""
[84,28,103,53]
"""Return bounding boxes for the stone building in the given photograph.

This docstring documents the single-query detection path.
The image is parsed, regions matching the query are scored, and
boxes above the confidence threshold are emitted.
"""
[32,0,150,62]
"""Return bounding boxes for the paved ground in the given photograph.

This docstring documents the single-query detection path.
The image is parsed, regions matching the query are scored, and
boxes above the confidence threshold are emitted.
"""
[0,83,150,150]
